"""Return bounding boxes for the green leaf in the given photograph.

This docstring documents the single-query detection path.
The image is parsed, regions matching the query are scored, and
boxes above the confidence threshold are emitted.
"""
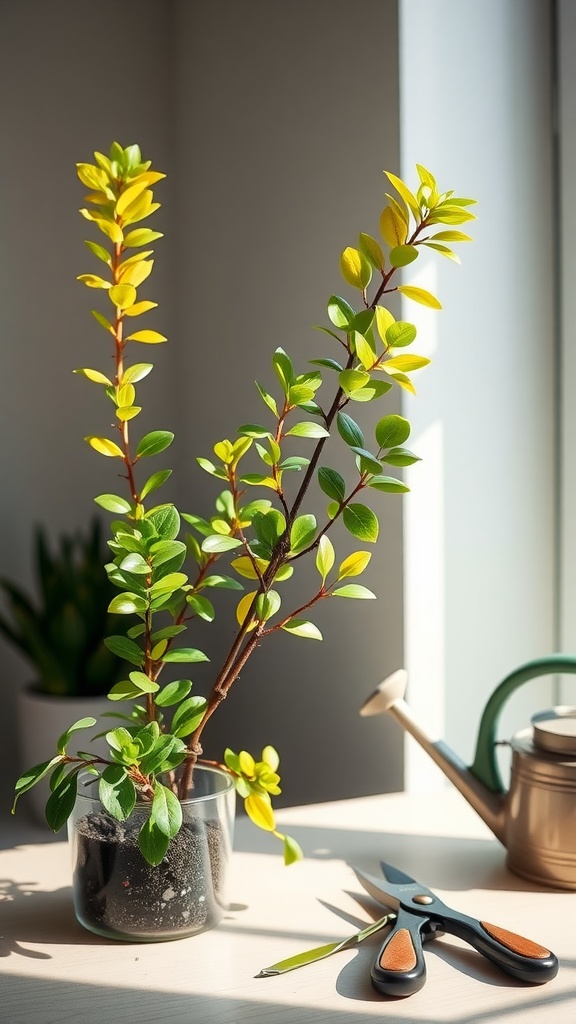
[397,285,442,309]
[162,648,209,663]
[290,514,317,554]
[136,430,174,458]
[315,534,335,581]
[91,309,114,332]
[273,348,294,393]
[389,244,419,268]
[327,294,355,328]
[186,593,215,621]
[342,503,379,543]
[154,679,193,707]
[94,493,132,514]
[12,757,63,811]
[283,833,304,865]
[332,584,377,599]
[368,475,409,493]
[310,357,343,371]
[147,504,180,539]
[201,574,244,590]
[339,369,370,395]
[350,446,383,475]
[140,469,172,499]
[104,635,144,666]
[45,769,80,831]
[375,414,411,449]
[255,381,279,417]
[386,321,417,348]
[128,670,160,694]
[138,815,170,866]
[285,421,329,439]
[358,232,384,270]
[108,592,147,615]
[317,468,345,504]
[149,539,186,568]
[337,412,365,448]
[201,534,242,553]
[152,783,183,838]
[171,695,208,737]
[237,423,271,438]
[281,619,323,641]
[149,572,187,597]
[382,447,421,467]
[119,552,150,574]
[99,764,136,821]
[348,380,393,403]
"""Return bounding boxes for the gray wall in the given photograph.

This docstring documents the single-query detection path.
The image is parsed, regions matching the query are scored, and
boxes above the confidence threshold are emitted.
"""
[0,0,404,816]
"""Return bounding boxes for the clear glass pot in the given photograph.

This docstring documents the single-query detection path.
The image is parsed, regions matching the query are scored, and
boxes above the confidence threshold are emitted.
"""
[68,765,235,941]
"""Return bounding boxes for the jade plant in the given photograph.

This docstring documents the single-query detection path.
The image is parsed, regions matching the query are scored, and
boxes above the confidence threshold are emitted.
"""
[13,142,475,865]
[0,520,127,697]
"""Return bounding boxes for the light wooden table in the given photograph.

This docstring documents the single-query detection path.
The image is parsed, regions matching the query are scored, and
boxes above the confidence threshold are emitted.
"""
[0,789,574,1024]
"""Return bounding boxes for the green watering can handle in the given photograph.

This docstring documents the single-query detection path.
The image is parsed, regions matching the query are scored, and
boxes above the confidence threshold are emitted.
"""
[469,654,576,794]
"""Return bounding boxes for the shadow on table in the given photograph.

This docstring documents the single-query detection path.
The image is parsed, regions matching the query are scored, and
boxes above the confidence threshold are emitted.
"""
[0,878,91,957]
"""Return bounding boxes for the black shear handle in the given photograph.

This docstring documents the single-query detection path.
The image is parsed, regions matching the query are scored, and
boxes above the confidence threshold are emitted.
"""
[370,908,428,997]
[441,910,559,984]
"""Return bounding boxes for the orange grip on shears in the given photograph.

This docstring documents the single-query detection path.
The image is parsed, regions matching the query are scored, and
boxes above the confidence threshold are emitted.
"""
[379,928,418,972]
[481,922,552,960]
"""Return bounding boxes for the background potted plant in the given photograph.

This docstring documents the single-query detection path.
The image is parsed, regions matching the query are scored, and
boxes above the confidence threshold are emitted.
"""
[0,519,128,820]
[12,142,475,940]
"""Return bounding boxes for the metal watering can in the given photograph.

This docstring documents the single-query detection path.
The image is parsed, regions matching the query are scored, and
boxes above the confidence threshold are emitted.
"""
[360,655,576,890]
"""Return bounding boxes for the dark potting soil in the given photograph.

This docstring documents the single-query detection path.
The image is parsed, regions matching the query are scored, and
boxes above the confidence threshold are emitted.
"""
[73,811,229,940]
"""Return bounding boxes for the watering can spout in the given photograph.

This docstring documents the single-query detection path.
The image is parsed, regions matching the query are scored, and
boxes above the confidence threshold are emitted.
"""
[360,670,505,843]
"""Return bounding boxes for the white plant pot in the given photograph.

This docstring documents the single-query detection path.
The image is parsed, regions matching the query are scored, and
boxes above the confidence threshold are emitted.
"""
[17,684,111,825]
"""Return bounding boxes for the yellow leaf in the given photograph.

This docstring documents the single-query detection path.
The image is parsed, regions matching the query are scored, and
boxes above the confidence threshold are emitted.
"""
[385,370,416,396]
[124,228,164,248]
[353,332,376,370]
[236,591,258,630]
[132,171,166,186]
[125,329,167,345]
[89,216,123,244]
[385,354,430,372]
[76,273,110,289]
[380,205,408,248]
[238,750,255,777]
[109,284,137,309]
[123,301,158,317]
[397,285,442,310]
[116,179,150,217]
[73,367,112,385]
[338,551,372,579]
[116,406,142,421]
[76,163,108,191]
[119,250,154,268]
[85,436,125,458]
[245,793,276,832]
[121,363,154,384]
[214,440,234,463]
[119,260,154,288]
[384,171,421,221]
[231,556,266,580]
[117,383,136,407]
[416,163,437,190]
[340,246,372,290]
[374,305,395,344]
[121,190,159,225]
[84,190,113,206]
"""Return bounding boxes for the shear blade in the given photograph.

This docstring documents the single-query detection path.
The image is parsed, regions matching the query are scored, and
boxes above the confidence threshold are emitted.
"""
[380,861,418,886]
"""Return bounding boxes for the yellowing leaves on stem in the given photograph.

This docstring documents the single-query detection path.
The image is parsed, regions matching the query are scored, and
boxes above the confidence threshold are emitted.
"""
[316,534,335,581]
[74,367,112,385]
[432,230,473,243]
[85,436,125,458]
[109,283,137,309]
[338,551,372,579]
[236,592,257,630]
[397,285,442,309]
[125,329,167,345]
[77,273,110,289]
[245,793,276,831]
[116,179,150,217]
[379,205,408,248]
[374,305,395,343]
[116,405,141,421]
[124,228,164,247]
[384,171,420,221]
[385,370,417,395]
[123,300,158,317]
[117,383,136,407]
[121,362,153,384]
[340,247,372,290]
[214,440,234,464]
[353,332,376,370]
[231,556,266,580]
[416,163,437,190]
[77,162,109,191]
[94,216,124,245]
[119,259,154,288]
[121,190,160,225]
[385,354,430,372]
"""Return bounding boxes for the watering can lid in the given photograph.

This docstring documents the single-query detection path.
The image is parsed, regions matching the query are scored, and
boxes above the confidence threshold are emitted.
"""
[531,707,576,754]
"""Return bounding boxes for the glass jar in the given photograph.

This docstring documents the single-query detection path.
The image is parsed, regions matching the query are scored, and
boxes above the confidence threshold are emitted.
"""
[68,765,235,941]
